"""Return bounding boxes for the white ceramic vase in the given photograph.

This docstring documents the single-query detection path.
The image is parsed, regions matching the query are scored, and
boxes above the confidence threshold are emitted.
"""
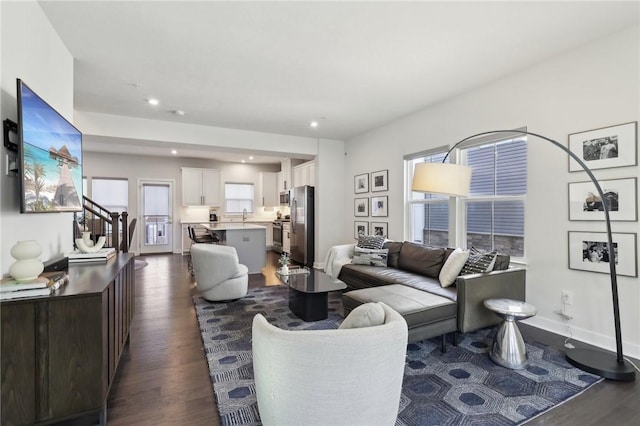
[76,232,107,253]
[280,264,289,275]
[9,240,44,282]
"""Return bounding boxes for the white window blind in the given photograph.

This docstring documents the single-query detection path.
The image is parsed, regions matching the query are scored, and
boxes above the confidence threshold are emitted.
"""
[225,183,254,214]
[91,178,128,213]
[463,137,527,256]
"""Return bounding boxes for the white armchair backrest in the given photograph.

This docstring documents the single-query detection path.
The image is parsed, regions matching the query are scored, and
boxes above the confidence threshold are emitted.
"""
[252,303,408,426]
[191,243,243,287]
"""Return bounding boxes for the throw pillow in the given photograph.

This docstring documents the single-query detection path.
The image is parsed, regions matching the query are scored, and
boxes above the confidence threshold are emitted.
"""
[339,302,386,329]
[357,235,385,250]
[439,248,470,287]
[352,246,389,267]
[459,247,497,275]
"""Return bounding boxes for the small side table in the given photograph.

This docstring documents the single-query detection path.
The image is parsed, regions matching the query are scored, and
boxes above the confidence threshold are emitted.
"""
[483,298,537,370]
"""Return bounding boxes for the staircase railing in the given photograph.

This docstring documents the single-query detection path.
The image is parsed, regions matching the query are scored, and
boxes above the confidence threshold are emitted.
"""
[74,196,131,253]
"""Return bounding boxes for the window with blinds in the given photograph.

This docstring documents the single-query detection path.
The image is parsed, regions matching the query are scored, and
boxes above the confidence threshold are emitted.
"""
[91,178,129,212]
[407,151,450,246]
[463,137,527,256]
[224,183,254,214]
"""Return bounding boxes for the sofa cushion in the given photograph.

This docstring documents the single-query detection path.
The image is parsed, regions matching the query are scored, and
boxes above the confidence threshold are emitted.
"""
[339,302,386,329]
[397,242,446,278]
[439,248,470,288]
[357,235,385,249]
[343,285,456,329]
[460,248,497,275]
[339,264,400,289]
[339,264,458,302]
[383,241,403,268]
[352,247,389,267]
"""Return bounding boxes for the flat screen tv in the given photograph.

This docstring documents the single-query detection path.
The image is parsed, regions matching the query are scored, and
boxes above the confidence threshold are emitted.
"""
[17,79,83,213]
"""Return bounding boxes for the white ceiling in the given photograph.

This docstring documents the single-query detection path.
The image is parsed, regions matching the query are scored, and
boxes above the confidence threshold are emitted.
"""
[39,1,639,163]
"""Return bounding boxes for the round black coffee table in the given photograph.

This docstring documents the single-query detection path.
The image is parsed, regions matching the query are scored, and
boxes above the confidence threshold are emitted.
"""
[276,269,346,321]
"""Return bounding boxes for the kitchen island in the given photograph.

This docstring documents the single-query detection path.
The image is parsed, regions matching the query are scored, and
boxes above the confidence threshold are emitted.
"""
[200,223,266,273]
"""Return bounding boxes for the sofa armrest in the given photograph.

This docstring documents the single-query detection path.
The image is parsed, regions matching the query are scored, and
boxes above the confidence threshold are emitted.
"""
[455,268,526,333]
[324,244,356,278]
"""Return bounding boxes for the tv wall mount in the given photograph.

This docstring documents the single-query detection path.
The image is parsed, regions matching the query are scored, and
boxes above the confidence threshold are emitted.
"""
[3,119,18,152]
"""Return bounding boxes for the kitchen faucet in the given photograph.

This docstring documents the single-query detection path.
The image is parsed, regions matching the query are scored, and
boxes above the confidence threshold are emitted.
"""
[242,208,247,222]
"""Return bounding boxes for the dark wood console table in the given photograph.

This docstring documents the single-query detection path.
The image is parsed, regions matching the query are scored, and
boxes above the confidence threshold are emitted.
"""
[1,253,135,425]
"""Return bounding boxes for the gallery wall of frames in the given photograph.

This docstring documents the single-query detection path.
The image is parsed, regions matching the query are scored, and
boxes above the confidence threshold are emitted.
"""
[353,169,389,239]
[567,121,637,277]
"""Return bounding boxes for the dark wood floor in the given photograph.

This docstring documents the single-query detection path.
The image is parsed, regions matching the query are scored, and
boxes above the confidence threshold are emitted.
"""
[106,252,639,425]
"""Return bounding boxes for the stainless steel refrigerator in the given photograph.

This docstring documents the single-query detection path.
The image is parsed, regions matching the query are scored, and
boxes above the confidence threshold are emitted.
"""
[289,185,315,267]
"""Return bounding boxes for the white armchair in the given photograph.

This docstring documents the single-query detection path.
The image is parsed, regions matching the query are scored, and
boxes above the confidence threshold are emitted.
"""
[252,302,408,426]
[191,243,248,301]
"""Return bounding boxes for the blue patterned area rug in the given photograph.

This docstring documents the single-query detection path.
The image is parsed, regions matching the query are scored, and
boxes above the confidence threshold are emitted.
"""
[193,285,602,426]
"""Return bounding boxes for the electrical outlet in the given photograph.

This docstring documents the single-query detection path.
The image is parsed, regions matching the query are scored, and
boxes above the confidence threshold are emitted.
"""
[561,290,573,305]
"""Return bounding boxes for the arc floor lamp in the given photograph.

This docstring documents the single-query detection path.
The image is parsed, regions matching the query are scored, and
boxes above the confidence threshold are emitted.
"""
[412,129,635,382]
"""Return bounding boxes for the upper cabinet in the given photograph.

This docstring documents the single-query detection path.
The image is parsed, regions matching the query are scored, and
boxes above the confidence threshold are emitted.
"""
[278,159,292,192]
[181,167,222,206]
[292,161,315,187]
[257,172,278,207]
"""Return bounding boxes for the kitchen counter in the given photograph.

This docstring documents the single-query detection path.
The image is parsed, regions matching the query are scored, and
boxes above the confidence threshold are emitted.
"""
[181,219,275,224]
[199,223,266,274]
[201,223,266,230]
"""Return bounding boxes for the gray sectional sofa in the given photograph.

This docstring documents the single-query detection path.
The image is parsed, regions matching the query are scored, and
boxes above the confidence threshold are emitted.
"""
[327,241,526,338]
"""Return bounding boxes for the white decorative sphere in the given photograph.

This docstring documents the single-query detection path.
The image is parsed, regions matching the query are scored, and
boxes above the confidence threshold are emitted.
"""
[9,240,44,282]
[10,240,42,259]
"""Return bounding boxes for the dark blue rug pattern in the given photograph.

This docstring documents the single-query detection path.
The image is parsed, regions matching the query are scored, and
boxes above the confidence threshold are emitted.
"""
[193,285,601,426]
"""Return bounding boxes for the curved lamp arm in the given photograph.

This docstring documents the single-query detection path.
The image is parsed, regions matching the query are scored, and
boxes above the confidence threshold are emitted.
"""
[420,129,632,380]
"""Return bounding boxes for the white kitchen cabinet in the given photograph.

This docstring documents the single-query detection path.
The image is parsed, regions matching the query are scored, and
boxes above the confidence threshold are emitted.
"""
[257,172,278,207]
[181,167,222,206]
[279,159,292,192]
[292,161,315,187]
[283,222,291,253]
[264,222,274,248]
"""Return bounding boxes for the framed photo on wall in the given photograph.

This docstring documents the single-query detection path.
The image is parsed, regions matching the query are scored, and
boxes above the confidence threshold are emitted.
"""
[371,222,388,238]
[568,122,637,172]
[568,231,637,277]
[354,197,369,217]
[371,196,388,217]
[371,169,388,192]
[354,173,369,193]
[568,178,637,221]
[354,221,369,239]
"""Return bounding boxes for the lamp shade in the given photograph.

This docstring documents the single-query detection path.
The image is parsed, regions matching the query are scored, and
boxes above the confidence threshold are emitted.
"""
[411,162,472,197]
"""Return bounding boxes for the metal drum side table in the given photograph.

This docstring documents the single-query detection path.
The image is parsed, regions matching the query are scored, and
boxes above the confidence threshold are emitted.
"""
[483,298,537,370]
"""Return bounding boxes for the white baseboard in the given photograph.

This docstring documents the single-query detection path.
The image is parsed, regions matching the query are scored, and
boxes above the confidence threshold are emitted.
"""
[524,315,640,360]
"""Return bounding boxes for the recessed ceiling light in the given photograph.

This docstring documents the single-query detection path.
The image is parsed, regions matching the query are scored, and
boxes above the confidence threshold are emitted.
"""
[310,121,319,128]
[249,156,254,160]
[241,160,246,163]
[147,98,159,106]
[171,149,177,155]
[172,109,185,116]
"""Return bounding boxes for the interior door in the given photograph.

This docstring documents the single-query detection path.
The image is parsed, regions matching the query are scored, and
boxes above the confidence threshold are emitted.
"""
[138,179,174,254]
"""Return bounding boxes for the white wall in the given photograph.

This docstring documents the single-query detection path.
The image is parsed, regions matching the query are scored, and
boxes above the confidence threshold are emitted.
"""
[344,26,640,357]
[1,1,75,273]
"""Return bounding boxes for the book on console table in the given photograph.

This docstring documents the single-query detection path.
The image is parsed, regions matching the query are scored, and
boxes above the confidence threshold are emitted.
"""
[0,272,69,300]
[67,247,116,263]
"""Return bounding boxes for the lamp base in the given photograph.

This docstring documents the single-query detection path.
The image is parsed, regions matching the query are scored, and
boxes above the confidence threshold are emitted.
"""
[565,347,636,382]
